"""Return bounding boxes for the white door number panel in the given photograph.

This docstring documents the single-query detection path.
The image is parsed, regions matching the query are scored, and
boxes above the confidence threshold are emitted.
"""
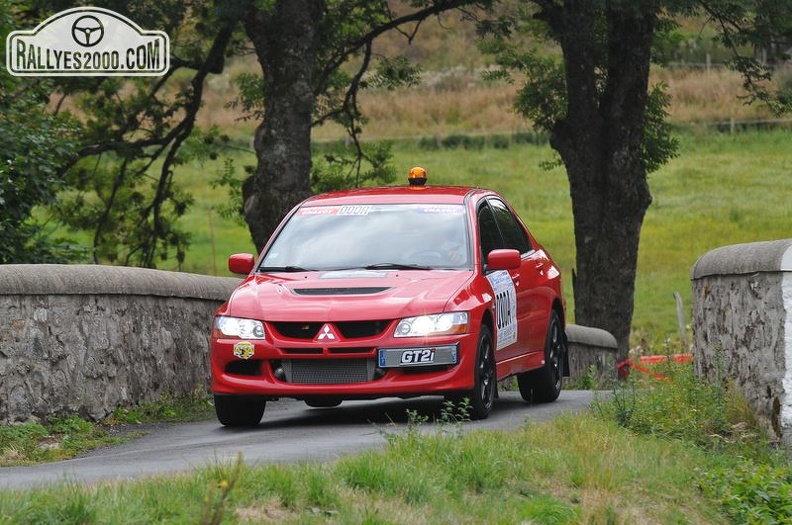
[487,270,517,350]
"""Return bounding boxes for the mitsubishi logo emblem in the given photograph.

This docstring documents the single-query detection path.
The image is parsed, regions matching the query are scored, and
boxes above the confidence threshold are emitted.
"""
[316,324,338,341]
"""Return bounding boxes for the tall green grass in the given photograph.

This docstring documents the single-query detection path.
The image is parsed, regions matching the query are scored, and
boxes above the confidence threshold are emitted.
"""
[2,360,787,522]
[0,411,731,523]
[166,129,792,344]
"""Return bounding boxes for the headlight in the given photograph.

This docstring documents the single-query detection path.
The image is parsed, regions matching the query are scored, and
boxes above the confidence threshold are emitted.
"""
[394,312,468,337]
[212,316,266,339]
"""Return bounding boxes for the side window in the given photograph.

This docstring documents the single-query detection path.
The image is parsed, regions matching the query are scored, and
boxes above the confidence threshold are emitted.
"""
[489,199,531,254]
[477,204,503,259]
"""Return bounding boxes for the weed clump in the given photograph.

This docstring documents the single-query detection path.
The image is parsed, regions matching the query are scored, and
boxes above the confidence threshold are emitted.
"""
[594,354,791,522]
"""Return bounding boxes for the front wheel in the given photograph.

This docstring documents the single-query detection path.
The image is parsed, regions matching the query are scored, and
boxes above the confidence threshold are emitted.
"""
[214,395,266,427]
[448,325,496,420]
[517,310,565,403]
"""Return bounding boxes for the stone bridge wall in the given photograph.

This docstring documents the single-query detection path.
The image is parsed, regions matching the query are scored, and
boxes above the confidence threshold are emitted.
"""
[0,264,615,423]
[0,265,239,423]
[691,239,792,446]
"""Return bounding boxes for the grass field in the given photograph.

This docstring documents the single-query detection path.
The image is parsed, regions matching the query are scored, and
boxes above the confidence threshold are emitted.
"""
[163,128,791,346]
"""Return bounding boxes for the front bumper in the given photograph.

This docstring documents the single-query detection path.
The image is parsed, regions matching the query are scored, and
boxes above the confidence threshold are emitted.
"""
[210,332,478,399]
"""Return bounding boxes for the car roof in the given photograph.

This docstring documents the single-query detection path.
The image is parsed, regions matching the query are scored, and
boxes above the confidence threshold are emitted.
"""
[301,185,494,206]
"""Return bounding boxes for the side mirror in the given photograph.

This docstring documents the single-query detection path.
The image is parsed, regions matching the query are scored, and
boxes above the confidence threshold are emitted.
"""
[228,253,255,275]
[487,249,521,270]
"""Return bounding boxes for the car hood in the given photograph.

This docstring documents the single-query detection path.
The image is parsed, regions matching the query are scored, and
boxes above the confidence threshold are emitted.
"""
[225,269,474,322]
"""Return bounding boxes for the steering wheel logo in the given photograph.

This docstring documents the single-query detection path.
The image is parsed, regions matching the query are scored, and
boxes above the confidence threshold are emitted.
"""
[71,15,104,47]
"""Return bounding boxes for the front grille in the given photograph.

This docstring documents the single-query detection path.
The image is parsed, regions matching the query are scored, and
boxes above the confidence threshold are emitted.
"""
[281,347,323,355]
[272,322,322,339]
[336,321,390,338]
[279,359,376,384]
[328,347,374,355]
[271,321,390,340]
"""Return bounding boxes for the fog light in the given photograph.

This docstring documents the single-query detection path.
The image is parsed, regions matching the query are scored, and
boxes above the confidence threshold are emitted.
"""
[272,361,286,381]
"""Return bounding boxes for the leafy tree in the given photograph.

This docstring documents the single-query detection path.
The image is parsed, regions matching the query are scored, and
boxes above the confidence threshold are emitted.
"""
[480,1,792,358]
[0,2,83,263]
[1,0,231,267]
[3,0,491,266]
[235,0,494,250]
[52,0,238,268]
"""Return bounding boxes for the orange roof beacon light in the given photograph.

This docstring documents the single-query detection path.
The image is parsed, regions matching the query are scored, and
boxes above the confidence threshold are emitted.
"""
[407,166,428,186]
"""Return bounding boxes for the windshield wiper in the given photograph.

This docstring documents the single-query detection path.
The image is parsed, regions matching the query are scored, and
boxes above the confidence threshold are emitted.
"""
[257,265,315,273]
[363,263,433,271]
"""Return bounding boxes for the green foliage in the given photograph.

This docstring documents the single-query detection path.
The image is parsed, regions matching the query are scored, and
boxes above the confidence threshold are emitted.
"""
[0,421,49,463]
[200,453,244,525]
[109,391,214,425]
[594,350,792,522]
[442,133,486,150]
[566,364,605,390]
[0,416,123,466]
[15,483,98,525]
[0,392,769,523]
[0,2,84,263]
[0,1,233,268]
[0,394,212,466]
[53,86,243,267]
[480,4,680,175]
[366,55,421,90]
[699,462,792,524]
[311,141,397,193]
[595,362,736,448]
[229,72,266,121]
[414,131,549,152]
[643,84,680,173]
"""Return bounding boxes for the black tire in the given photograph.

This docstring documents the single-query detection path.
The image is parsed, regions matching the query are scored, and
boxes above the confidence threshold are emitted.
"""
[304,397,342,408]
[214,394,266,427]
[517,310,565,403]
[448,325,496,420]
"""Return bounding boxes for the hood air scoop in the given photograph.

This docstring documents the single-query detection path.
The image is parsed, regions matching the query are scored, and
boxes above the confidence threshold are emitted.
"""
[291,287,390,296]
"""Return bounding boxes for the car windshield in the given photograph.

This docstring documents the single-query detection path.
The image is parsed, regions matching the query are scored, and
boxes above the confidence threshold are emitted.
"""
[259,203,471,271]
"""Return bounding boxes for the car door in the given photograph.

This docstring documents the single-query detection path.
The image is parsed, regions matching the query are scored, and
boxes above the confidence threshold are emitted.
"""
[477,199,523,360]
[486,198,547,359]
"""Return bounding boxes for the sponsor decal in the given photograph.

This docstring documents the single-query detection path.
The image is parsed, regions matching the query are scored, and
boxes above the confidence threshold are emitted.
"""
[233,341,255,360]
[320,270,387,279]
[6,6,169,77]
[298,206,341,216]
[338,205,371,216]
[418,204,464,214]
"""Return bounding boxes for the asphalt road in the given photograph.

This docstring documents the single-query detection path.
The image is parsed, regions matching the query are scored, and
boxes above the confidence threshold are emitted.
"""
[0,390,597,490]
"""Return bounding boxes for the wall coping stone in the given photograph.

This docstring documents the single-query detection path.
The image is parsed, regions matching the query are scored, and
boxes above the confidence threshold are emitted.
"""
[565,323,617,349]
[691,239,792,279]
[0,264,240,301]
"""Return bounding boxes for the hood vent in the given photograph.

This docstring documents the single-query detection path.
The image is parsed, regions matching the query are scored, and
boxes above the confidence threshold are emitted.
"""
[292,287,389,296]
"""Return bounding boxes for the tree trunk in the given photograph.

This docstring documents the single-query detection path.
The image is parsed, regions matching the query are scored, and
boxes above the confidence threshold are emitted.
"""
[242,0,322,251]
[546,4,657,360]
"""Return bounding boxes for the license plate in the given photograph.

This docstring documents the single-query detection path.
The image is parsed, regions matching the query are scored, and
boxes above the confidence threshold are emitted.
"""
[377,345,458,368]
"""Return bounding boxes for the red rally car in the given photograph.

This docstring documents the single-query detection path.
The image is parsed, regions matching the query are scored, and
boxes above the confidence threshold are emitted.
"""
[210,167,568,426]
